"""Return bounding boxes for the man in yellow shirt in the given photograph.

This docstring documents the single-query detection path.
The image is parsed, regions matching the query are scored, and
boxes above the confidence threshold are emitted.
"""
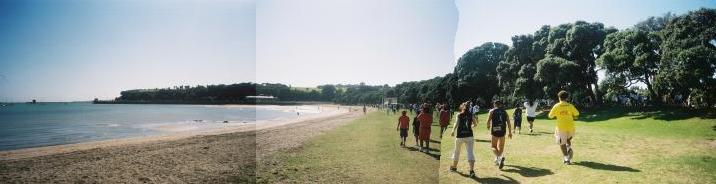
[548,91,580,164]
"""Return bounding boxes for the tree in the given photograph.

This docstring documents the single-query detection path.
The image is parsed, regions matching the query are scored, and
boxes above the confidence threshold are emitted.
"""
[543,21,617,105]
[454,42,509,104]
[498,29,549,102]
[657,8,716,107]
[318,85,337,101]
[534,57,582,101]
[598,29,661,105]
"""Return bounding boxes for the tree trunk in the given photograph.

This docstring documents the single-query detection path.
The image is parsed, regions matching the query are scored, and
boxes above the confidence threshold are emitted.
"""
[643,73,661,106]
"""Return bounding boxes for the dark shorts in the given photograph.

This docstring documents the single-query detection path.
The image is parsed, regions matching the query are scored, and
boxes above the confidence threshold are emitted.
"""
[413,125,419,136]
[527,116,536,122]
[400,128,408,137]
[492,130,506,137]
[514,119,522,127]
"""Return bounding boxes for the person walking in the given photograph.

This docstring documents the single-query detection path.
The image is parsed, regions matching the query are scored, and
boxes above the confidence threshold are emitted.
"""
[448,102,477,178]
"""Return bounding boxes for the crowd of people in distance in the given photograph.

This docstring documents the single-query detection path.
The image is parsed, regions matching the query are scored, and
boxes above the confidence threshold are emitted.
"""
[394,91,580,178]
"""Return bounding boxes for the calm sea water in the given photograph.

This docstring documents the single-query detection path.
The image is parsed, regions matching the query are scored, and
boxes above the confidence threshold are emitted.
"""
[0,103,317,151]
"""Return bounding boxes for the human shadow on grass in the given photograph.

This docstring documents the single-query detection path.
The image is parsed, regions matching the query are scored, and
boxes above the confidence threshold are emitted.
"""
[522,131,551,136]
[453,172,518,184]
[429,139,441,144]
[475,139,490,143]
[573,161,640,172]
[405,146,441,160]
[502,165,554,177]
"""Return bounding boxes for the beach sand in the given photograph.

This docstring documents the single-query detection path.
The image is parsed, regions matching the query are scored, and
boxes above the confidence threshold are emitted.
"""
[0,105,362,183]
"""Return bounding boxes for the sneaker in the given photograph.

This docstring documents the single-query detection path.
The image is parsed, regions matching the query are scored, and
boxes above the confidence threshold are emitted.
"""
[449,167,457,172]
[563,160,570,165]
[567,148,573,160]
[494,158,499,166]
[530,128,533,133]
[499,157,505,169]
[468,170,476,178]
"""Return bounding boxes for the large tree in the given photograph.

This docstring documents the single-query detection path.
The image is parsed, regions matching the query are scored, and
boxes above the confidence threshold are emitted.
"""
[598,29,661,104]
[454,42,509,104]
[657,8,716,107]
[498,26,550,102]
[543,21,617,105]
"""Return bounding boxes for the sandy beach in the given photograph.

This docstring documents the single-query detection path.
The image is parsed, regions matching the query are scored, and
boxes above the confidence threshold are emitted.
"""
[0,105,362,183]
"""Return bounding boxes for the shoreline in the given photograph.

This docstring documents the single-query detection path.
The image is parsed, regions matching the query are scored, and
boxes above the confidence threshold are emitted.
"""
[0,104,352,161]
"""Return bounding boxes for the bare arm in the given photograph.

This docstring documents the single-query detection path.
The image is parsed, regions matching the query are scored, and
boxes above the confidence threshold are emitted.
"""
[507,114,513,138]
[450,115,459,136]
[486,111,493,130]
[472,115,478,127]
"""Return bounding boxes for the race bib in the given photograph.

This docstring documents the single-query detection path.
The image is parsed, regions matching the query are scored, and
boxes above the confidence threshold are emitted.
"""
[492,126,502,131]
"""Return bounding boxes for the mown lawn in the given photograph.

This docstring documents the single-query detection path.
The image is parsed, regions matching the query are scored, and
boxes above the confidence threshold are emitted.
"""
[257,111,442,183]
[439,107,716,183]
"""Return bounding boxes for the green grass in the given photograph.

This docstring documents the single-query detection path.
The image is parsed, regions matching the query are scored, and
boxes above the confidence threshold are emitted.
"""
[440,108,716,183]
[257,111,442,183]
[255,107,715,183]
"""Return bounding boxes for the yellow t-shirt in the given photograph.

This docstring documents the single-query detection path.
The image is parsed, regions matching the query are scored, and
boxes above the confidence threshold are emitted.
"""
[548,101,579,132]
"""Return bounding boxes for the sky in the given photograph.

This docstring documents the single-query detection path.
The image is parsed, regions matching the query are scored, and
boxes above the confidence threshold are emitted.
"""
[256,0,458,87]
[0,0,256,102]
[1,0,714,102]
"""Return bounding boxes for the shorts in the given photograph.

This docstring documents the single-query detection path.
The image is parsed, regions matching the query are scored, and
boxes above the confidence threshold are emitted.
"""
[413,125,419,136]
[514,119,522,128]
[399,128,408,137]
[452,137,475,161]
[527,116,536,122]
[491,130,506,137]
[555,129,575,145]
[419,127,431,141]
[440,121,448,127]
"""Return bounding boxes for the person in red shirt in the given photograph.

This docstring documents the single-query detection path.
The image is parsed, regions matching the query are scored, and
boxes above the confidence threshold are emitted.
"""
[396,111,411,147]
[418,105,434,153]
[439,106,451,138]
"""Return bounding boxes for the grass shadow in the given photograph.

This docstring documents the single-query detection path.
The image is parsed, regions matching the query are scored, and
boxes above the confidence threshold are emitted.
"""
[475,139,490,143]
[573,161,640,172]
[429,139,441,144]
[574,106,714,122]
[453,172,518,184]
[423,150,441,160]
[523,131,551,136]
[712,125,716,132]
[502,165,554,177]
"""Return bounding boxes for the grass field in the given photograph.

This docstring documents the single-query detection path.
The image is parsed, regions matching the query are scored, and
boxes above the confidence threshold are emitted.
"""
[256,107,715,183]
[257,110,442,183]
[440,107,716,183]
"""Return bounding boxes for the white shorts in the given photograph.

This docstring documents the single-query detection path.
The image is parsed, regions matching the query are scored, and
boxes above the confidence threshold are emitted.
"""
[452,137,475,161]
[555,130,574,145]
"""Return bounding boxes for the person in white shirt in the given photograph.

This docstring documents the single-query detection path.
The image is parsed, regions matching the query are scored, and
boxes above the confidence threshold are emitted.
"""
[523,100,539,133]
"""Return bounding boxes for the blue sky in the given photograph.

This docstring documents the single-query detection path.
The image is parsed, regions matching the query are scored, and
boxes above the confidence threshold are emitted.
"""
[1,0,713,102]
[256,0,458,87]
[0,0,256,102]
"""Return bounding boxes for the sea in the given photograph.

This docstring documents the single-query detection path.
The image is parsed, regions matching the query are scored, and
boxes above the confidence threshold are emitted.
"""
[0,103,322,151]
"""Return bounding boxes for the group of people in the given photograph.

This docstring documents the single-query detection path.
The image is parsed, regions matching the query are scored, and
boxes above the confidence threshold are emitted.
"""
[396,91,579,178]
